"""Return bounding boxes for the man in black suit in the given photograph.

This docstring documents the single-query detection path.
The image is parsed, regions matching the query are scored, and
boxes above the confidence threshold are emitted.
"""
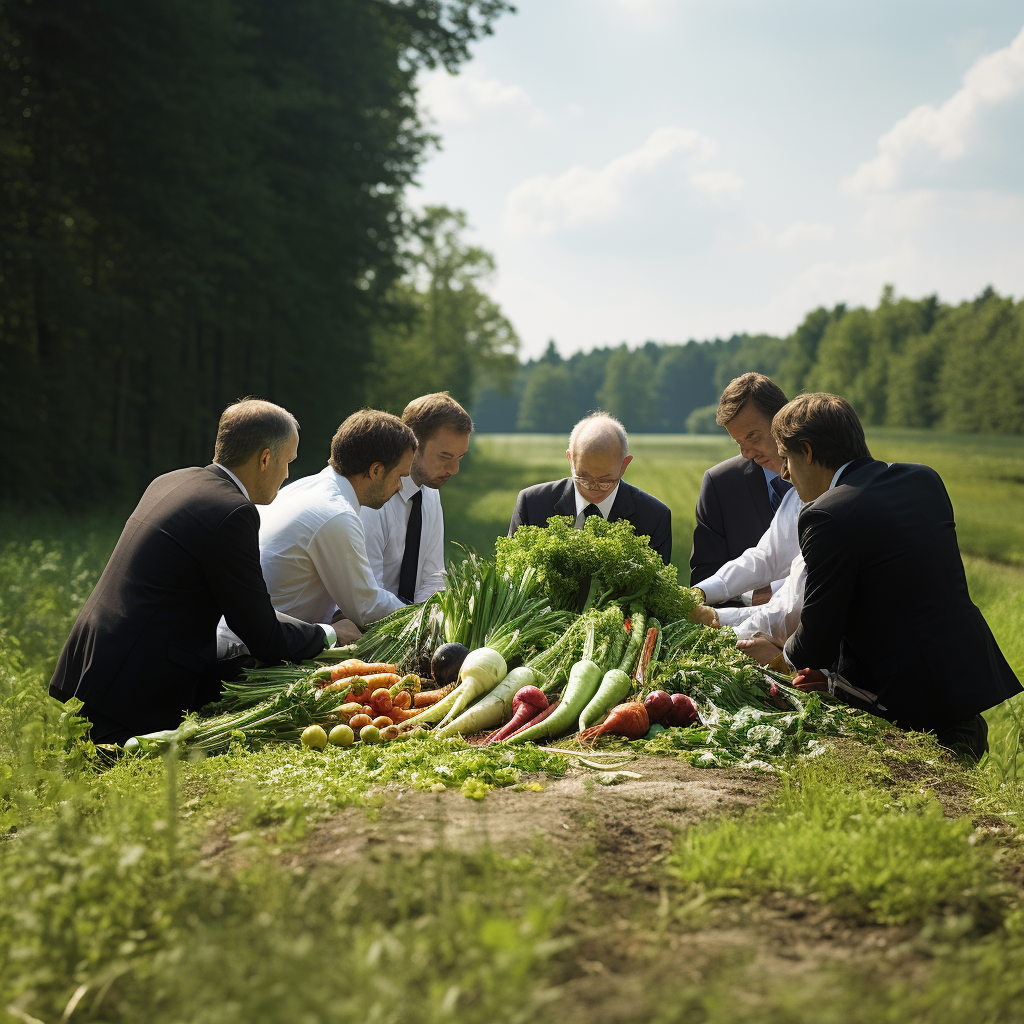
[49,399,337,744]
[768,393,1019,761]
[690,373,791,602]
[507,413,671,564]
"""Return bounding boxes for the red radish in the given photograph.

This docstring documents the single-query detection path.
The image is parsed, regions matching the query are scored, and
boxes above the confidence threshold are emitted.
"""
[502,699,560,742]
[643,690,672,725]
[665,693,699,727]
[484,686,548,745]
[579,702,649,743]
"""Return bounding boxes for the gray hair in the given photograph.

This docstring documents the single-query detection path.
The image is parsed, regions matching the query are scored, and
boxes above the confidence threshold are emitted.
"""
[213,398,299,468]
[568,412,629,462]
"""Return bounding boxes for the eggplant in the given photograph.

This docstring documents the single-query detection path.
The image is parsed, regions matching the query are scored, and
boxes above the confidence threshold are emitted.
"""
[431,642,470,687]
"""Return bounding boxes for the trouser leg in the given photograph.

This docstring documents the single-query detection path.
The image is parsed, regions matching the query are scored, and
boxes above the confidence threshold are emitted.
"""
[934,714,989,765]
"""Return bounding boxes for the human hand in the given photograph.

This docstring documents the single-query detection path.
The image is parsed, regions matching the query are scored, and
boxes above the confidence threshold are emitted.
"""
[689,605,721,628]
[330,617,363,645]
[751,585,773,606]
[791,668,828,692]
[735,634,783,666]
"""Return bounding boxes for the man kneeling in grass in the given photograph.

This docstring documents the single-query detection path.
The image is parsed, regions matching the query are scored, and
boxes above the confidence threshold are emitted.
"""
[751,392,1020,763]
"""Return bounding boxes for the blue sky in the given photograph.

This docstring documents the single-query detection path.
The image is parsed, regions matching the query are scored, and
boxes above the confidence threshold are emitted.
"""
[413,1,1024,359]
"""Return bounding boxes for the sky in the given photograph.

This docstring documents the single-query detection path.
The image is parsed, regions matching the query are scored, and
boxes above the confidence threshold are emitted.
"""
[413,0,1024,359]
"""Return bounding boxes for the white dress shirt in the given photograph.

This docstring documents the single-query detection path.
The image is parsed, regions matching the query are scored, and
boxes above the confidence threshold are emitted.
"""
[360,475,446,603]
[574,482,619,526]
[698,486,802,606]
[257,466,405,629]
[212,464,336,657]
[718,553,806,641]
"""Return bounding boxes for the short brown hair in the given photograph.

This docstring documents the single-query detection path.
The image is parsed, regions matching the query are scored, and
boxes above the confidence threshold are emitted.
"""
[771,393,871,470]
[402,392,473,445]
[716,373,789,427]
[329,409,418,477]
[213,398,299,468]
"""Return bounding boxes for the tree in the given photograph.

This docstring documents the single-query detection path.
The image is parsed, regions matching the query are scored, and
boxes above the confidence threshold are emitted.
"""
[365,206,519,414]
[596,345,659,430]
[517,363,575,432]
[654,342,719,431]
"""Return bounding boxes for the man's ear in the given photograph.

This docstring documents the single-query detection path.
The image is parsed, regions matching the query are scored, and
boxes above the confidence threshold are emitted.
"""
[621,454,633,474]
[801,442,814,466]
[367,461,385,482]
[258,447,273,472]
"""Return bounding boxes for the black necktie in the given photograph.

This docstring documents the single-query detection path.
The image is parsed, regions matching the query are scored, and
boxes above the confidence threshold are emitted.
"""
[769,477,792,513]
[398,490,422,602]
[580,502,601,525]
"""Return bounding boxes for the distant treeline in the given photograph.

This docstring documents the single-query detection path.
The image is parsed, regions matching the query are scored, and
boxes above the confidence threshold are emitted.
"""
[475,286,1024,437]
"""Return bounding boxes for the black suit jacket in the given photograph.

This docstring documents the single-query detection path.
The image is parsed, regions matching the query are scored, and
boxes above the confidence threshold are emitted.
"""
[507,478,672,565]
[788,458,1021,732]
[49,465,326,736]
[690,455,775,586]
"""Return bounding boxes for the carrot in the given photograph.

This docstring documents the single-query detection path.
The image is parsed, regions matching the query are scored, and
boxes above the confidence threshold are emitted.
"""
[354,673,401,691]
[323,660,399,684]
[388,706,423,724]
[392,690,412,710]
[413,688,450,707]
[633,624,659,688]
[368,688,393,716]
[502,699,560,742]
[484,686,548,745]
[579,701,649,743]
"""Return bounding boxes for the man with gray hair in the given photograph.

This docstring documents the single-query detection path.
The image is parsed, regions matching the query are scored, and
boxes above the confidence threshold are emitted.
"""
[49,398,339,745]
[507,412,672,564]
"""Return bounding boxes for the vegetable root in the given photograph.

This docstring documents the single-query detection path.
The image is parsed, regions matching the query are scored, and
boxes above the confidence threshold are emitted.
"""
[579,702,649,743]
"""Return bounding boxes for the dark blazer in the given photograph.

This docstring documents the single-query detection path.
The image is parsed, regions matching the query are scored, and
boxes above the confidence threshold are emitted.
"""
[788,458,1021,732]
[49,465,327,736]
[690,455,775,586]
[508,478,672,565]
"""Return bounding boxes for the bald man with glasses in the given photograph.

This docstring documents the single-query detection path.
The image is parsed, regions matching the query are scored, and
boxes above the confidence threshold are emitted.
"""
[507,412,672,564]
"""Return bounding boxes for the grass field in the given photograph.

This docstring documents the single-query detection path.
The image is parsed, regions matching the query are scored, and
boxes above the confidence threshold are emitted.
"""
[2,430,1024,1022]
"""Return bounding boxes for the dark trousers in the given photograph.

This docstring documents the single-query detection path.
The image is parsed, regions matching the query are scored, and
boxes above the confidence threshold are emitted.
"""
[934,714,989,765]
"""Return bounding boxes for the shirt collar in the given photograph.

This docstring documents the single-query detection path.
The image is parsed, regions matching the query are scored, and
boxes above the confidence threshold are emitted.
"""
[574,481,620,518]
[398,475,422,503]
[213,463,250,503]
[328,466,361,508]
[763,466,780,483]
[829,460,856,490]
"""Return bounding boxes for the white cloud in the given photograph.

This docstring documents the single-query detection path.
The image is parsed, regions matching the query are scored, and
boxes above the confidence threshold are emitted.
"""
[503,127,739,236]
[418,65,547,127]
[777,221,835,247]
[845,24,1024,194]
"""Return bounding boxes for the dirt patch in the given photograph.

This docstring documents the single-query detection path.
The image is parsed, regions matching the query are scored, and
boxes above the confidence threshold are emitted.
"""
[285,756,777,873]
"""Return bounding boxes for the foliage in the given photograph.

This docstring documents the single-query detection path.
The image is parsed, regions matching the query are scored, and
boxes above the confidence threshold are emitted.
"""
[366,206,520,414]
[476,286,1024,437]
[495,514,700,622]
[0,1,513,505]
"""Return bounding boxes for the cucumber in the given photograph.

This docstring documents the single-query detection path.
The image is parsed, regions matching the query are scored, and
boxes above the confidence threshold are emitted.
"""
[578,668,633,732]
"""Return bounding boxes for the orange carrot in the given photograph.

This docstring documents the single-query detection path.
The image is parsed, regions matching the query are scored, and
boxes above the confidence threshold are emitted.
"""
[325,660,400,684]
[413,689,448,708]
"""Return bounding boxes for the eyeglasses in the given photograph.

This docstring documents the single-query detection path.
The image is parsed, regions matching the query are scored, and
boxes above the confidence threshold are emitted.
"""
[571,475,620,493]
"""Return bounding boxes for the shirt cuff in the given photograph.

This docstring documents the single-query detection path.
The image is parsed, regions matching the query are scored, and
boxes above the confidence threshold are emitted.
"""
[782,638,795,670]
[698,575,728,605]
[319,623,338,649]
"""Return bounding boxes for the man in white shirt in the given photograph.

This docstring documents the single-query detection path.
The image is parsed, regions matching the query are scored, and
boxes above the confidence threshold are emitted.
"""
[360,392,473,603]
[691,484,804,640]
[258,409,418,633]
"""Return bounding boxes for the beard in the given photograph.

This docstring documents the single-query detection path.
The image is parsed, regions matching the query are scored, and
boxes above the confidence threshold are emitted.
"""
[362,478,390,510]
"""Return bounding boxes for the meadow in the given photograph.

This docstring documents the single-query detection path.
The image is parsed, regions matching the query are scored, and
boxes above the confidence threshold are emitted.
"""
[2,430,1024,1023]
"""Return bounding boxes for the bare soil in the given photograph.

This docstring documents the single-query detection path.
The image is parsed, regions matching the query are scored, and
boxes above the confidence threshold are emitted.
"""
[282,755,776,873]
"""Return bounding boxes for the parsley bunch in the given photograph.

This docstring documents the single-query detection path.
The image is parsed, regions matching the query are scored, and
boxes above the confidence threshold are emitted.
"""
[494,514,699,624]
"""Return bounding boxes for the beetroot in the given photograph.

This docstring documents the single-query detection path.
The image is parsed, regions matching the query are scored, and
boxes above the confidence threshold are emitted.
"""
[665,693,699,727]
[579,702,650,743]
[643,689,672,725]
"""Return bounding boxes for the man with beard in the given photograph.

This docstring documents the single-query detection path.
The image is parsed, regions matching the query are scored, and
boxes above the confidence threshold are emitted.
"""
[258,409,418,635]
[361,392,472,602]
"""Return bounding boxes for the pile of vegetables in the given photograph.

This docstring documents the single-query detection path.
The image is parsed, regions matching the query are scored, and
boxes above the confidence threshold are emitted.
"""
[120,525,888,773]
